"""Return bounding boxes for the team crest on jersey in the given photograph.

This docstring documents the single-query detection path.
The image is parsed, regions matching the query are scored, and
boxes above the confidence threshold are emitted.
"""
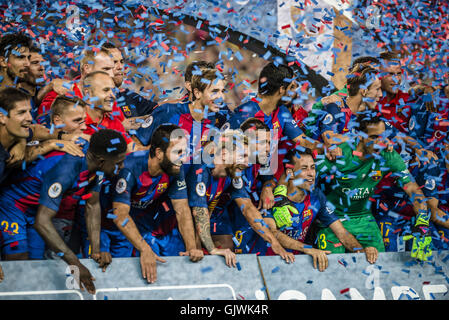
[232,177,243,189]
[370,170,382,181]
[48,182,62,198]
[196,182,206,196]
[303,209,313,221]
[141,116,153,128]
[323,113,333,125]
[157,183,168,193]
[122,105,132,117]
[273,121,281,130]
[116,178,127,194]
[425,179,436,191]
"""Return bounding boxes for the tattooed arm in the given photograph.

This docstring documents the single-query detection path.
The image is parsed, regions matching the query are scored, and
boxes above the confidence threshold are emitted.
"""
[192,206,236,267]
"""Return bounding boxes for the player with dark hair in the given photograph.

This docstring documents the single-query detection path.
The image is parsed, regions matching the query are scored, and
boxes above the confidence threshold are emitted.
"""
[0,32,32,90]
[226,62,340,177]
[315,113,433,261]
[134,68,226,172]
[305,56,381,138]
[98,124,202,283]
[33,129,127,294]
[239,147,374,270]
[101,42,158,121]
[187,129,294,267]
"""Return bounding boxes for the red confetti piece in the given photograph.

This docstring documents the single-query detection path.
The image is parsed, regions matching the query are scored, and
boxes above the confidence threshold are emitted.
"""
[334,242,342,248]
[10,241,18,248]
[81,193,92,200]
[196,168,203,175]
[162,202,169,212]
[352,151,363,157]
[340,288,349,294]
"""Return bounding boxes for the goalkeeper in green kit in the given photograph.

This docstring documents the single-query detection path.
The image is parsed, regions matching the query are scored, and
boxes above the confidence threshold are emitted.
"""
[309,112,432,261]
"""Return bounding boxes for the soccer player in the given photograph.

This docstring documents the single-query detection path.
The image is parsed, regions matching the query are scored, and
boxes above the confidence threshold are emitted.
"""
[305,56,381,139]
[244,148,376,270]
[90,124,203,283]
[81,71,135,151]
[101,42,158,120]
[226,62,340,180]
[134,68,226,171]
[315,113,433,261]
[184,61,216,102]
[34,129,127,294]
[0,32,31,90]
[187,129,294,267]
[38,46,115,121]
[0,96,89,261]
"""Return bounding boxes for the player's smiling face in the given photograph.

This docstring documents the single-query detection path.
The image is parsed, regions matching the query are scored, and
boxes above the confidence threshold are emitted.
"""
[200,79,226,113]
[364,77,382,109]
[87,74,116,112]
[53,104,87,134]
[0,99,33,138]
[162,137,188,176]
[289,154,315,191]
[380,61,402,96]
[108,48,125,87]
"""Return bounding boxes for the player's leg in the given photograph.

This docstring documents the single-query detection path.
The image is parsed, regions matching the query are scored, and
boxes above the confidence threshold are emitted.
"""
[158,227,186,256]
[316,225,346,253]
[0,207,29,260]
[349,215,386,252]
[27,216,46,260]
[211,207,234,250]
[375,211,410,252]
[110,229,134,257]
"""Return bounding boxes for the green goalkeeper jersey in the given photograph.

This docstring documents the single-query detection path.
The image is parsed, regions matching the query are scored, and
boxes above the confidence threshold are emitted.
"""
[316,142,412,218]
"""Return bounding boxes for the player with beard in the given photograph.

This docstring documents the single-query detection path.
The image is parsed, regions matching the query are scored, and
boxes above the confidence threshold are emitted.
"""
[102,42,158,118]
[96,124,202,284]
[187,129,294,267]
[0,33,31,90]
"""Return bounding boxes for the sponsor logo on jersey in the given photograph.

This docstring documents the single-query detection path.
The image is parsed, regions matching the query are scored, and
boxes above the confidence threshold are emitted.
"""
[342,187,372,200]
[116,178,127,194]
[196,182,206,196]
[370,170,382,181]
[48,182,63,198]
[157,182,168,194]
[221,122,230,131]
[409,115,416,131]
[177,179,186,190]
[141,116,153,128]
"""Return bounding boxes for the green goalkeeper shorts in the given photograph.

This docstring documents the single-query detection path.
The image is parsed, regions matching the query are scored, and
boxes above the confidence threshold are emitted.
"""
[316,215,385,253]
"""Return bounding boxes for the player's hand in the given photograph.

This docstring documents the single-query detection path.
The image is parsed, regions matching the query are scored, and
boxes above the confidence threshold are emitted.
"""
[77,263,96,295]
[0,264,4,282]
[179,248,204,262]
[6,139,26,167]
[304,248,330,271]
[123,116,151,131]
[325,145,342,161]
[51,78,72,96]
[321,94,343,107]
[272,185,298,229]
[51,140,84,157]
[258,185,275,210]
[363,247,378,264]
[415,148,438,166]
[91,252,112,272]
[140,247,166,283]
[271,241,295,264]
[210,248,237,268]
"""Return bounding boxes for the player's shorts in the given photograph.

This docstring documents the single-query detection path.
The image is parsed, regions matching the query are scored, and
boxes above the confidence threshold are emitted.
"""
[135,227,186,257]
[0,206,45,259]
[317,214,385,253]
[210,206,233,236]
[375,211,412,252]
[83,228,133,258]
[430,224,449,250]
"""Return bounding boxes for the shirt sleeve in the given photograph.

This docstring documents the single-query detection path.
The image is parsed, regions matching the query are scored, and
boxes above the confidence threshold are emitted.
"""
[279,106,304,140]
[414,165,439,199]
[134,105,166,146]
[111,167,138,206]
[319,103,345,135]
[315,189,339,227]
[167,167,188,200]
[127,91,158,117]
[186,165,209,208]
[39,154,83,212]
[382,150,413,185]
[229,178,250,200]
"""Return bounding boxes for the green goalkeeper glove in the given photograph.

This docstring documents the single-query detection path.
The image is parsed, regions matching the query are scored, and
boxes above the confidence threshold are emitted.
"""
[272,185,299,229]
[403,210,433,262]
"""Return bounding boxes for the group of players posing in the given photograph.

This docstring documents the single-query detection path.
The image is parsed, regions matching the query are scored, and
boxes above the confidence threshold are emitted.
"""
[0,32,448,294]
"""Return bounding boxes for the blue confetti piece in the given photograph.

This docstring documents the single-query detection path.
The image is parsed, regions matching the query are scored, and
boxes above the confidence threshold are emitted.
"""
[201,266,213,273]
[107,214,117,220]
[121,218,129,227]
[271,266,280,273]
[110,138,120,145]
[57,252,64,257]
[236,262,241,271]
